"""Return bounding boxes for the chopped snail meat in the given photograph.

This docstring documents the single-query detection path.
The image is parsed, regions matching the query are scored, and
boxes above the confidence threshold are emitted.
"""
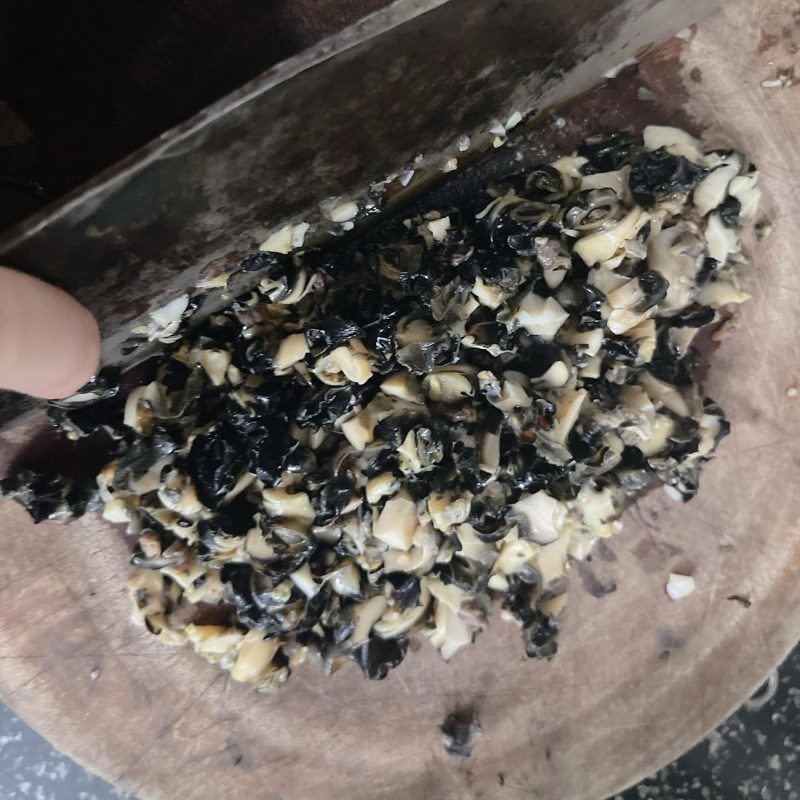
[188,347,232,387]
[262,488,316,522]
[328,200,359,223]
[4,127,756,690]
[647,225,704,312]
[341,409,377,451]
[427,493,470,533]
[639,373,690,417]
[494,538,539,576]
[260,225,294,254]
[728,173,761,219]
[572,484,619,537]
[314,344,373,385]
[695,280,751,308]
[580,167,629,195]
[423,370,474,403]
[550,155,588,179]
[382,524,438,574]
[573,207,650,266]
[507,491,566,544]
[550,388,588,444]
[426,216,451,242]
[290,562,319,598]
[642,125,704,163]
[365,473,400,505]
[380,372,424,403]
[508,293,569,340]
[561,327,604,358]
[693,153,741,216]
[532,534,570,588]
[606,306,656,336]
[705,211,740,264]
[274,333,310,371]
[325,560,362,597]
[135,294,191,342]
[123,382,163,436]
[426,579,480,661]
[373,495,418,551]
[471,276,511,310]
[536,361,570,388]
[351,595,389,645]
[230,635,282,684]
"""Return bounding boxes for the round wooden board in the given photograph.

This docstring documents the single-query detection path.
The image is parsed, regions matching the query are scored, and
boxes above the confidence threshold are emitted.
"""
[1,2,799,798]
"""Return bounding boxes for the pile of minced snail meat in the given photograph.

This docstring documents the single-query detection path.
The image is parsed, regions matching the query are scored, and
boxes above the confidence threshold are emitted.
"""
[2,126,760,691]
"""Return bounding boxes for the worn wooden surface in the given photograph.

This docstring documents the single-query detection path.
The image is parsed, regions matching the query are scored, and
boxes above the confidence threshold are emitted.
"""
[1,1,799,799]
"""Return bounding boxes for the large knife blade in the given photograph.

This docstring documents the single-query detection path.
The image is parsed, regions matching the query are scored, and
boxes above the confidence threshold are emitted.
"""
[0,0,717,426]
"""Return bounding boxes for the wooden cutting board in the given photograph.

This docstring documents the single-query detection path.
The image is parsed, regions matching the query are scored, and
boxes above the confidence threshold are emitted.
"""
[1,2,799,798]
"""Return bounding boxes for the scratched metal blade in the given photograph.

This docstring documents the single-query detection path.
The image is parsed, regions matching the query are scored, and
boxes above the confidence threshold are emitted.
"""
[0,0,717,427]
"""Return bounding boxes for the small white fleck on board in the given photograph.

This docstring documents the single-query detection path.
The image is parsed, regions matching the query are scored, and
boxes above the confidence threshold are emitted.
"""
[666,573,696,600]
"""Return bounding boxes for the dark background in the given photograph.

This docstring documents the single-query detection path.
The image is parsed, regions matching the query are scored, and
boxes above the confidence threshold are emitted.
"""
[0,0,388,230]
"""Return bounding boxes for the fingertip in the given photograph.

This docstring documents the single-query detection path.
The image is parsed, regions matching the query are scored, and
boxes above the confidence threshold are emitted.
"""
[39,302,102,399]
[0,267,102,400]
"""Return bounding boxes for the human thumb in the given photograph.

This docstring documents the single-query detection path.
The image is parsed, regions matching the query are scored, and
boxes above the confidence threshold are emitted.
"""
[0,267,101,399]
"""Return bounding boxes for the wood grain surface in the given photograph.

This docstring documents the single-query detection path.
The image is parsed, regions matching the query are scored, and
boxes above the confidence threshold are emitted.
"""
[1,1,799,799]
